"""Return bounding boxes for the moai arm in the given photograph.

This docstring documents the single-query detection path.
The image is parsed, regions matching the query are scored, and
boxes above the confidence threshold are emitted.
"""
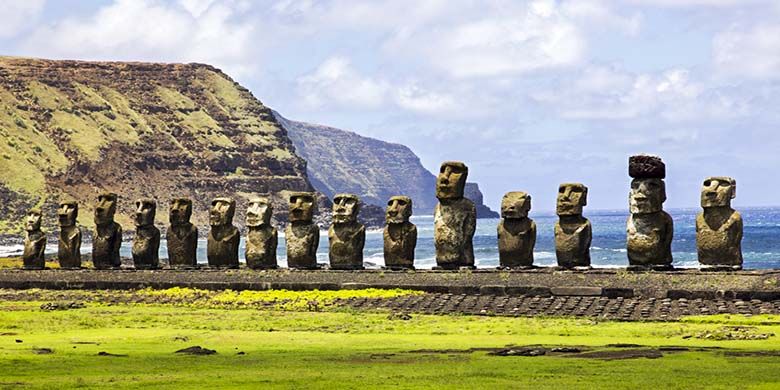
[271,228,279,257]
[34,234,47,261]
[529,220,537,254]
[74,229,82,255]
[311,228,320,257]
[410,225,418,253]
[582,220,593,255]
[663,212,674,259]
[357,225,366,253]
[112,224,123,259]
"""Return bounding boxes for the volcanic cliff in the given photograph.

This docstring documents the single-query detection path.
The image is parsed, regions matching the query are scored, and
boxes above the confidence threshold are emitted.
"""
[276,112,499,218]
[0,57,316,233]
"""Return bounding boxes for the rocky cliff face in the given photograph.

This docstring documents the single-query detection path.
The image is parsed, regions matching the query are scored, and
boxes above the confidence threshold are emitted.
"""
[277,112,499,218]
[0,57,315,234]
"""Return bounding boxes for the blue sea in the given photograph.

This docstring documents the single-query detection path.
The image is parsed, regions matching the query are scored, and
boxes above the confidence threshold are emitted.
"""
[3,207,780,269]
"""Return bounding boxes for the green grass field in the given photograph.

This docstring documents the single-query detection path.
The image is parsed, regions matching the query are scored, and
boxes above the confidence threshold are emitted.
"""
[1,289,780,389]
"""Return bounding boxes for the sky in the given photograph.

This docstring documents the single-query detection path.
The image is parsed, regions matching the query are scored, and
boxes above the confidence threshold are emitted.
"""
[2,0,780,211]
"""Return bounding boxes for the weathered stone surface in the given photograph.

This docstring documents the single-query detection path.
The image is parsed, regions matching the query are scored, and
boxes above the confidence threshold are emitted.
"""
[92,193,122,270]
[555,183,591,268]
[629,154,666,179]
[285,192,319,269]
[132,199,159,270]
[245,196,278,269]
[166,198,198,269]
[434,161,476,269]
[207,197,239,268]
[384,196,417,270]
[329,194,365,270]
[697,177,743,269]
[57,201,81,269]
[22,209,45,270]
[627,156,673,269]
[498,192,536,268]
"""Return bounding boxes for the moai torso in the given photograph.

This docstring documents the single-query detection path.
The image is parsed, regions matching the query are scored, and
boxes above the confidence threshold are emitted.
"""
[58,201,82,269]
[329,194,365,270]
[554,184,592,268]
[285,192,319,269]
[132,199,160,269]
[497,192,535,268]
[696,177,743,269]
[167,198,198,268]
[245,197,278,269]
[22,210,46,270]
[434,161,476,269]
[383,195,416,270]
[626,155,673,270]
[92,193,122,270]
[207,197,239,268]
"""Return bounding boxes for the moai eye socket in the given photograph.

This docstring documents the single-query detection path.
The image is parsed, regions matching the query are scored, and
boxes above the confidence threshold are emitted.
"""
[558,186,566,193]
[703,179,712,187]
[571,187,583,193]
[631,181,640,190]
[397,199,407,206]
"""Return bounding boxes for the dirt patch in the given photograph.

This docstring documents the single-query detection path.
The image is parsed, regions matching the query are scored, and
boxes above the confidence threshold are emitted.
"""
[97,351,128,357]
[32,348,53,354]
[71,341,100,345]
[0,332,18,336]
[723,350,780,357]
[694,326,774,340]
[175,346,216,355]
[40,302,85,311]
[489,348,547,357]
[569,349,663,360]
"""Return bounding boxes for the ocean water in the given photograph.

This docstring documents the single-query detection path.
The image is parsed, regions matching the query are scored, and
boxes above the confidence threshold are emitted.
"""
[3,207,780,269]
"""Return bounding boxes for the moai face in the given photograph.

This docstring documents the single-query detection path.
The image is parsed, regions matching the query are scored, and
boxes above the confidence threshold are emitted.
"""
[629,178,666,214]
[58,201,78,227]
[701,177,736,208]
[557,183,588,216]
[94,193,118,225]
[501,192,531,219]
[134,199,156,227]
[436,161,468,200]
[246,197,273,227]
[333,194,360,224]
[289,192,316,223]
[209,197,235,227]
[25,210,42,232]
[169,198,193,225]
[386,196,412,224]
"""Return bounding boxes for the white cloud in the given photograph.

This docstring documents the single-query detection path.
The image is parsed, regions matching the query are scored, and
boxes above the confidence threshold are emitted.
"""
[297,57,389,109]
[394,84,457,115]
[627,0,771,7]
[713,24,780,80]
[0,0,46,38]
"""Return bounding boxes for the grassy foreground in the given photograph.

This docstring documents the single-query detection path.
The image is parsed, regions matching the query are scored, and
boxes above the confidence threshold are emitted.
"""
[1,289,780,389]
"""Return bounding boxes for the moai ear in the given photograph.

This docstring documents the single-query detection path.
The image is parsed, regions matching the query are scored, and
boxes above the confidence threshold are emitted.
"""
[731,178,737,199]
[582,186,588,206]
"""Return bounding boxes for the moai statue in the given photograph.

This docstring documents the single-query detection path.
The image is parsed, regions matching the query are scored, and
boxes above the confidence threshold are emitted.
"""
[329,194,365,270]
[497,192,536,268]
[57,201,82,269]
[22,209,46,270]
[696,177,743,270]
[167,198,198,269]
[245,196,278,269]
[555,183,592,269]
[285,192,319,269]
[207,197,239,269]
[383,196,417,270]
[627,155,673,270]
[92,192,122,270]
[132,199,160,269]
[434,161,476,269]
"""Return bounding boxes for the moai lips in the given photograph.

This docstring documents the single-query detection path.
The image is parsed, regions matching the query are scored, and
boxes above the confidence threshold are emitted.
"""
[497,192,536,268]
[384,196,417,270]
[434,161,476,269]
[57,201,82,269]
[696,177,743,269]
[626,155,673,270]
[329,194,365,270]
[132,199,160,270]
[92,193,122,270]
[245,196,278,269]
[207,197,239,268]
[555,183,592,269]
[285,192,319,269]
[22,209,46,270]
[167,198,198,269]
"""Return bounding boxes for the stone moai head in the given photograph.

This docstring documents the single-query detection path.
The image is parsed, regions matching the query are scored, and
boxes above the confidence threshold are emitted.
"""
[501,192,531,219]
[701,176,736,208]
[58,201,78,227]
[289,192,316,223]
[134,199,156,227]
[629,155,666,214]
[25,209,42,232]
[436,161,468,200]
[94,193,118,225]
[557,183,588,216]
[333,194,360,224]
[170,198,193,225]
[386,196,413,224]
[210,197,235,227]
[246,196,273,227]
